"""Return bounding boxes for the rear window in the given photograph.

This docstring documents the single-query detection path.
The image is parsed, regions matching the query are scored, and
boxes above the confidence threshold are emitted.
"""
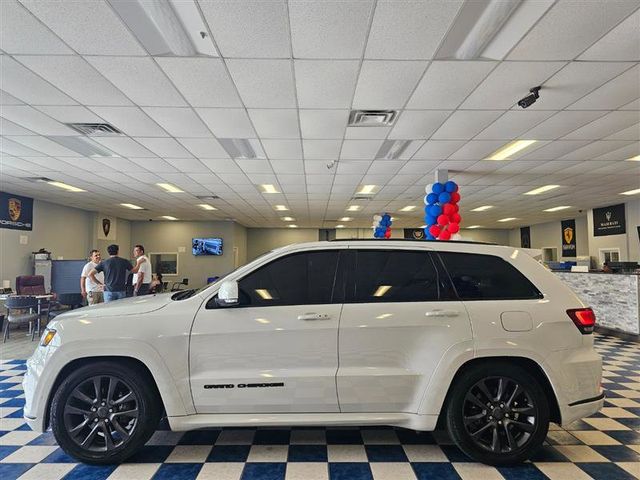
[438,252,542,301]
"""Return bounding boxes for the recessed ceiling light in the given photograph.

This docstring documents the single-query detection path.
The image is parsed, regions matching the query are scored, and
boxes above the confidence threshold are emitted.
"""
[375,140,414,160]
[621,188,640,196]
[627,155,640,161]
[47,181,86,192]
[487,140,537,160]
[121,203,144,210]
[466,225,482,229]
[347,205,361,212]
[524,185,559,195]
[161,216,178,221]
[219,138,265,159]
[336,225,345,229]
[470,205,493,212]
[288,224,298,228]
[339,217,352,222]
[399,206,416,212]
[356,185,377,195]
[274,205,289,211]
[498,217,517,222]
[198,204,217,210]
[373,285,392,297]
[261,184,279,194]
[157,183,184,193]
[281,217,295,221]
[543,206,571,212]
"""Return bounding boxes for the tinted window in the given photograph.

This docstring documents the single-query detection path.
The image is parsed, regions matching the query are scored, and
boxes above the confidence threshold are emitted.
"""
[438,252,541,300]
[237,250,340,307]
[352,250,439,303]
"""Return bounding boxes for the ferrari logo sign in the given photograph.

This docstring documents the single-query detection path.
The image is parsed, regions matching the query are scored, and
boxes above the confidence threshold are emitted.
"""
[102,218,111,237]
[561,219,577,257]
[8,198,21,221]
[563,227,573,245]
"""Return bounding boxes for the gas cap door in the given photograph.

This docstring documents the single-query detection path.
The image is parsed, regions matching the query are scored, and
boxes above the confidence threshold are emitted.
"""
[500,311,533,332]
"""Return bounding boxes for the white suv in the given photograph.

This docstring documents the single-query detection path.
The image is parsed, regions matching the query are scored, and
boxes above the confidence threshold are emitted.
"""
[23,240,603,465]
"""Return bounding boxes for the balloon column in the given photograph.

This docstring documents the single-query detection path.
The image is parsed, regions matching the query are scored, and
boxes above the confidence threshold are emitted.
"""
[423,181,462,241]
[372,213,392,239]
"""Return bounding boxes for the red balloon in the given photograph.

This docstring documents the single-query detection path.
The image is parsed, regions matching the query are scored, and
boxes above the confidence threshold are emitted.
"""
[448,223,460,234]
[384,230,391,238]
[443,203,456,216]
[450,192,461,203]
[439,229,451,241]
[437,214,449,226]
[451,213,462,224]
[429,225,441,237]
[453,203,459,213]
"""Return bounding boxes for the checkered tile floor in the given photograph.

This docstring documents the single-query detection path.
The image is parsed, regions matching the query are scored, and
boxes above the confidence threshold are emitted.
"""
[0,333,638,480]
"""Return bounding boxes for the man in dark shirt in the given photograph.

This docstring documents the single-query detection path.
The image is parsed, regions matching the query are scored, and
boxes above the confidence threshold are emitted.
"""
[88,244,145,302]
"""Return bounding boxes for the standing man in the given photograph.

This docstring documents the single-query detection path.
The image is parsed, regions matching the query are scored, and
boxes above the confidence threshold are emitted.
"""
[132,244,152,296]
[80,249,104,305]
[89,244,145,303]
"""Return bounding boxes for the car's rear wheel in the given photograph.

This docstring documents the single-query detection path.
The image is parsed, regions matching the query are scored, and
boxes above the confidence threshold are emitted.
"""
[50,361,161,464]
[446,362,549,465]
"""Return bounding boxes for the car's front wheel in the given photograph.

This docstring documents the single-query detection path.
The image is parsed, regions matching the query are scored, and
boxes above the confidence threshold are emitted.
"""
[446,362,550,465]
[50,361,161,464]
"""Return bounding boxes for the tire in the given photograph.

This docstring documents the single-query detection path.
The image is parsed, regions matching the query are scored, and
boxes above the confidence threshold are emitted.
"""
[445,361,550,466]
[50,361,162,464]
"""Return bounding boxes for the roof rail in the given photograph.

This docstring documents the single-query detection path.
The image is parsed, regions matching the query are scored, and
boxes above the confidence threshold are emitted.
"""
[327,238,496,246]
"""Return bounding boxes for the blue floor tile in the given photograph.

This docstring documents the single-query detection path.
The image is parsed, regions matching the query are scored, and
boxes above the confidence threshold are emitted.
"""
[240,462,286,480]
[328,462,373,480]
[288,444,328,462]
[0,463,34,480]
[178,429,220,445]
[63,463,117,480]
[152,463,202,480]
[326,429,363,444]
[498,463,548,480]
[394,428,436,444]
[440,445,473,462]
[28,431,58,446]
[42,447,77,463]
[125,445,174,463]
[529,445,569,462]
[207,445,251,462]
[253,429,291,445]
[0,446,19,461]
[591,445,640,462]
[577,462,638,480]
[412,463,461,480]
[365,444,408,462]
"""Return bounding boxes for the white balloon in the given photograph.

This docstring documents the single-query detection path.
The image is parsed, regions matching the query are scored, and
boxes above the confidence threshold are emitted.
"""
[424,183,433,194]
[423,194,429,205]
[451,233,462,241]
[373,215,382,222]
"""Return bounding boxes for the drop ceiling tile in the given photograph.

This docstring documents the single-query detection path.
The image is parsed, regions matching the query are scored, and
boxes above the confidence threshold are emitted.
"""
[135,138,193,158]
[620,98,640,111]
[1,118,35,135]
[431,110,503,140]
[1,105,77,135]
[199,0,290,58]
[226,59,296,108]
[200,159,243,173]
[248,109,300,139]
[519,140,592,160]
[345,126,392,140]
[271,160,304,174]
[165,159,210,173]
[447,140,507,160]
[261,140,303,159]
[299,110,348,139]
[365,0,463,59]
[604,124,640,141]
[397,160,441,174]
[353,61,428,109]
[142,107,211,138]
[177,138,229,159]
[20,0,145,55]
[523,111,609,140]
[294,60,359,109]
[507,0,639,60]
[6,135,80,156]
[236,159,274,174]
[88,107,167,137]
[156,57,242,108]
[289,0,374,58]
[196,108,256,138]
[0,90,24,105]
[336,161,370,174]
[461,61,566,109]
[92,137,156,158]
[412,140,466,159]
[367,161,403,175]
[34,106,104,125]
[0,138,46,156]
[1,55,76,105]
[303,140,342,159]
[593,142,639,161]
[559,140,635,160]
[562,111,640,140]
[86,57,186,107]
[388,110,451,139]
[475,111,555,140]
[568,65,640,110]
[340,140,385,160]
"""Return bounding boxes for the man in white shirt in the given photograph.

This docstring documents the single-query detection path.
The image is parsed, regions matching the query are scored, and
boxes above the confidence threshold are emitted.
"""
[132,244,152,296]
[80,249,104,305]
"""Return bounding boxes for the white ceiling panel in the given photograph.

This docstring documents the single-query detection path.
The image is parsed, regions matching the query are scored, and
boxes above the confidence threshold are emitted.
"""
[365,0,462,59]
[344,126,392,140]
[271,160,304,174]
[88,107,167,137]
[294,60,359,109]
[0,105,77,135]
[398,160,441,174]
[448,140,507,160]
[604,124,640,141]
[431,110,503,140]
[353,61,427,109]
[620,99,640,110]
[177,138,230,159]
[86,57,186,107]
[261,140,303,159]
[475,111,556,140]
[196,108,256,138]
[507,0,639,60]
[407,61,496,110]
[226,59,296,108]
[166,159,210,173]
[412,140,466,159]
[156,58,242,108]
[461,62,566,110]
[289,0,374,58]
[142,107,211,138]
[388,110,451,139]
[523,111,609,139]
[200,159,242,173]
[199,0,290,58]
[299,110,348,139]
[559,140,636,160]
[0,90,24,105]
[1,55,76,105]
[303,140,342,159]
[520,140,592,160]
[562,111,640,140]
[593,142,639,161]
[129,158,178,173]
[0,137,48,156]
[92,137,155,157]
[568,65,640,110]
[6,135,81,156]
[1,118,35,135]
[340,140,384,160]
[248,109,300,139]
[135,138,193,158]
[19,0,145,55]
[35,106,103,124]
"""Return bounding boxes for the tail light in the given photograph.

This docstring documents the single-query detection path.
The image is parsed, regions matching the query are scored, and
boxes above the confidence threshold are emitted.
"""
[567,308,596,334]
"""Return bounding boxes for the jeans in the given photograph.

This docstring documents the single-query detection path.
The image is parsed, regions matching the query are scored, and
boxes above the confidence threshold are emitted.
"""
[104,291,126,303]
[87,291,104,305]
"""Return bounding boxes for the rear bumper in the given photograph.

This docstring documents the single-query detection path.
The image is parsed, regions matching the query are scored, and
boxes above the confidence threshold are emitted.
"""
[561,392,605,426]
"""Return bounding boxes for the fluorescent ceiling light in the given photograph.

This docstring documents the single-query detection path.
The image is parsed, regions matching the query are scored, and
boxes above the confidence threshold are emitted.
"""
[543,206,571,212]
[48,136,118,157]
[198,204,217,210]
[471,205,493,212]
[487,140,537,160]
[466,225,482,229]
[399,206,416,212]
[498,217,517,222]
[157,183,184,193]
[524,185,560,195]
[274,205,289,211]
[357,185,377,195]
[627,155,640,161]
[375,140,414,160]
[347,205,361,211]
[339,217,352,222]
[281,217,295,221]
[336,225,345,229]
[161,215,178,220]
[261,184,279,194]
[621,188,640,195]
[219,138,265,159]
[47,181,86,192]
[109,0,217,57]
[121,203,144,210]
[288,224,298,228]
[373,285,392,297]
[255,289,273,300]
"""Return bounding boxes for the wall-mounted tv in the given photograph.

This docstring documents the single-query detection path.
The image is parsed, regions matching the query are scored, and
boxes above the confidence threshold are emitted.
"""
[192,238,223,256]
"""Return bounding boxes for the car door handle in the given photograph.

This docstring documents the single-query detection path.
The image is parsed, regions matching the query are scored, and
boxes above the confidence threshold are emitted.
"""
[298,313,332,321]
[425,310,460,318]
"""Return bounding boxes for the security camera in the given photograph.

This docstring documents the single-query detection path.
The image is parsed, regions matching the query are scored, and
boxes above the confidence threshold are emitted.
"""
[518,86,541,109]
[326,160,336,170]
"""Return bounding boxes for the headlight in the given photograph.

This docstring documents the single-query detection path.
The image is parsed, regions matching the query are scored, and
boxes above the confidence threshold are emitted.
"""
[40,329,57,347]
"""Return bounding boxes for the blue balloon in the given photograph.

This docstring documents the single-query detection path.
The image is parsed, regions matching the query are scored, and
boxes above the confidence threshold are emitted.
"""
[432,182,444,195]
[426,215,437,225]
[382,214,391,223]
[445,180,458,193]
[438,192,451,204]
[427,193,438,205]
[425,232,435,240]
[428,205,442,217]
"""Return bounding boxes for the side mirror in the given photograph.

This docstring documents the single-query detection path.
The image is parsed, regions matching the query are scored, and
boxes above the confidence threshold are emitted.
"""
[216,280,239,307]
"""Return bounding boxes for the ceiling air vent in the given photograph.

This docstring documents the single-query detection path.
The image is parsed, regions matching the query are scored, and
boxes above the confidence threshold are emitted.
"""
[196,195,220,200]
[351,195,373,201]
[65,123,123,136]
[349,110,398,127]
[25,177,53,183]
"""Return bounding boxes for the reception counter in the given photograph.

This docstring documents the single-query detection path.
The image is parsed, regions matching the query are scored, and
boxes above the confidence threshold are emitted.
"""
[554,272,639,335]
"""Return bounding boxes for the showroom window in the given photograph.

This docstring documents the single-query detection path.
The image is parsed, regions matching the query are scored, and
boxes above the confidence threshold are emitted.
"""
[237,250,341,307]
[438,252,542,300]
[351,250,440,303]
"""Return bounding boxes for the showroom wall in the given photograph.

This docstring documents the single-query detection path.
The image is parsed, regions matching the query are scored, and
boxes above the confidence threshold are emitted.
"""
[507,216,589,259]
[246,228,318,260]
